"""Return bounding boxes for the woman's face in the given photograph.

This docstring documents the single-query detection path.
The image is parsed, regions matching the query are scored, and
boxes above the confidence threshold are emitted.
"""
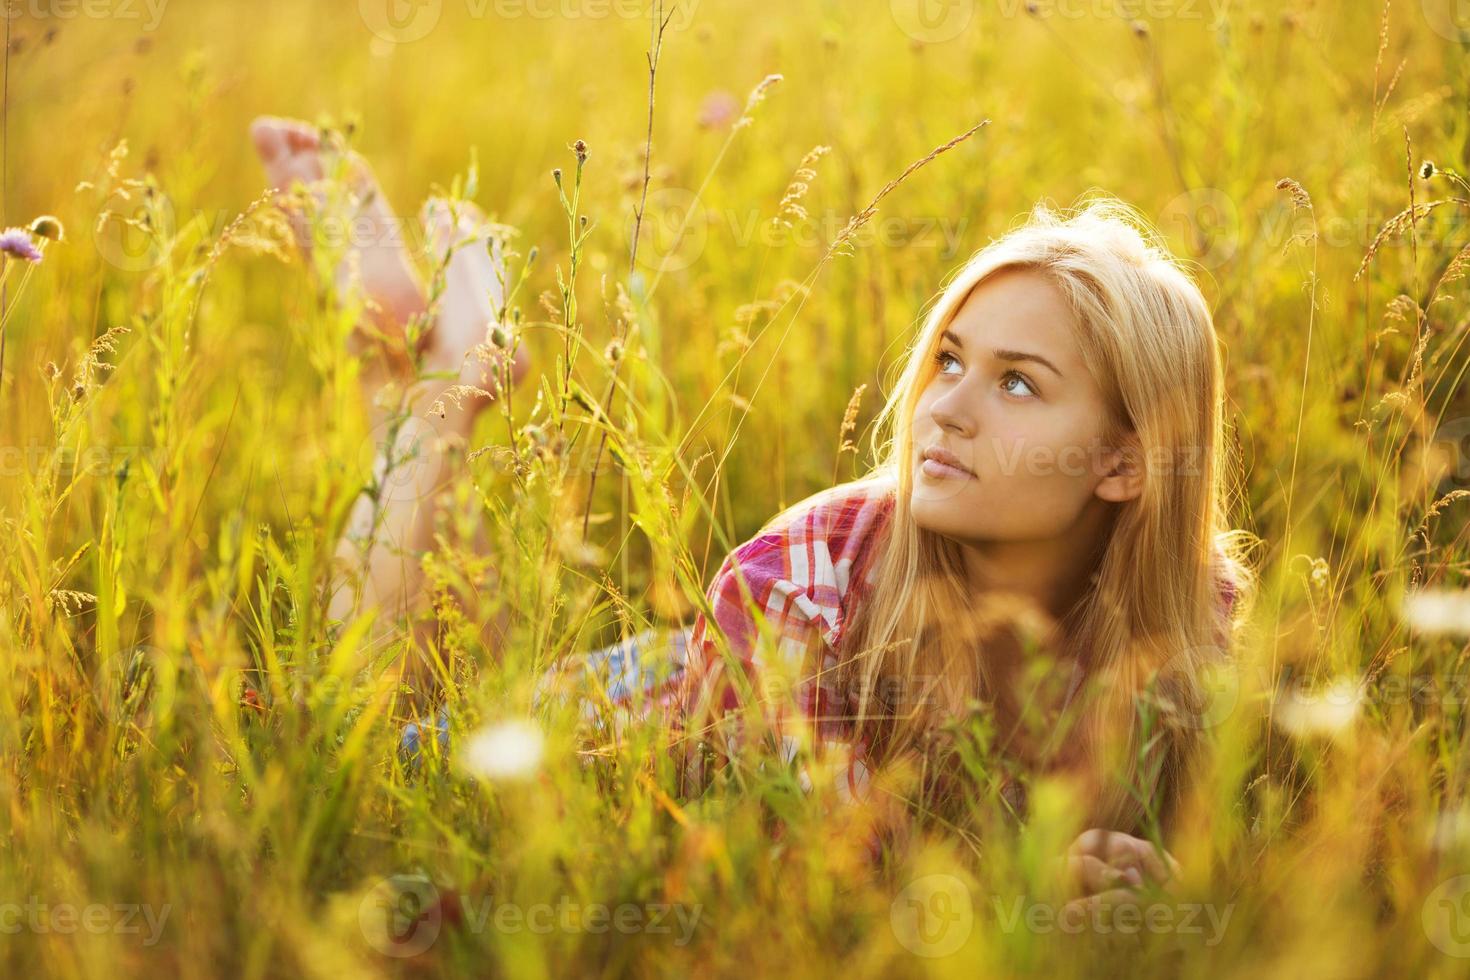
[909,267,1140,544]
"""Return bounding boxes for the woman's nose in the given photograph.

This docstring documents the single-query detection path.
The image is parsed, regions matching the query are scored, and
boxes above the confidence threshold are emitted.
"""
[929,388,976,438]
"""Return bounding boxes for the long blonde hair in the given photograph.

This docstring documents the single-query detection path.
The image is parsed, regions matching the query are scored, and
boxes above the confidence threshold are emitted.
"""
[786,196,1255,832]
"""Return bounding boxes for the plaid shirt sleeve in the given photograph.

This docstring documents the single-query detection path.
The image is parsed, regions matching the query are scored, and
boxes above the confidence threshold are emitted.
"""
[678,483,895,796]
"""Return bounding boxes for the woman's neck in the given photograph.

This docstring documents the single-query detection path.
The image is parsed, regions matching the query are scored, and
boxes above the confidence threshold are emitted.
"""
[955,496,1115,622]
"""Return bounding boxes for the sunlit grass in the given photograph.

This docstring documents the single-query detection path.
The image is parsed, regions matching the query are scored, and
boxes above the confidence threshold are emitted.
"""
[3,1,1470,976]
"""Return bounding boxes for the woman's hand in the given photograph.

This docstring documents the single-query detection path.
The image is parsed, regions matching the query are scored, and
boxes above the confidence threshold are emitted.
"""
[1056,828,1181,911]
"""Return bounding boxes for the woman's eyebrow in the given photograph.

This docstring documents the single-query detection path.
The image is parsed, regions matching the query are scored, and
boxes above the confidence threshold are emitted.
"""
[941,329,1063,378]
[994,348,1063,378]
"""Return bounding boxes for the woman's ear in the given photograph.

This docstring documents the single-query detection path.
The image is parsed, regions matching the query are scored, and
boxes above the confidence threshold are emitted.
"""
[1095,432,1146,503]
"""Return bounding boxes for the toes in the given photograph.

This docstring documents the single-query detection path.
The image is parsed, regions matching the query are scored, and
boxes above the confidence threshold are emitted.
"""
[249,115,318,159]
[249,116,287,164]
[251,116,326,191]
[284,121,320,154]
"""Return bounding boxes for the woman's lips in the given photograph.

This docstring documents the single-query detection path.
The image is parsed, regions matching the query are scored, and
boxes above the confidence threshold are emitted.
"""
[919,457,973,480]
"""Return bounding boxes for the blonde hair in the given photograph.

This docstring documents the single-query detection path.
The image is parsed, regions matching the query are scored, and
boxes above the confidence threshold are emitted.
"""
[774,195,1256,832]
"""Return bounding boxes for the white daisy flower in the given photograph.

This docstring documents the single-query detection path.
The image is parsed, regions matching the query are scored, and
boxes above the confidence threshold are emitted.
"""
[460,718,545,782]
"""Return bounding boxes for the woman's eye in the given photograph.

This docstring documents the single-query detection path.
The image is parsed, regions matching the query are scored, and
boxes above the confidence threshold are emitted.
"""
[1000,370,1037,398]
[934,350,962,375]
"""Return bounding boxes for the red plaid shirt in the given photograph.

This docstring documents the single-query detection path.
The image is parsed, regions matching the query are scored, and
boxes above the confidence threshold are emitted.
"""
[558,475,1241,810]
[674,477,898,800]
[536,478,896,804]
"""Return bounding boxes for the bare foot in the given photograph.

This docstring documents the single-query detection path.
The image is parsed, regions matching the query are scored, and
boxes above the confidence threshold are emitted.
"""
[417,197,531,428]
[250,116,427,362]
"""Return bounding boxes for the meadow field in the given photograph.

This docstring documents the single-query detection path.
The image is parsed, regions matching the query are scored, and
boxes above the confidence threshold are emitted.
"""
[3,0,1470,976]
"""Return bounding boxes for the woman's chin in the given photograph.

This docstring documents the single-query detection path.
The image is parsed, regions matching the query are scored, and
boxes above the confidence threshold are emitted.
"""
[910,499,961,537]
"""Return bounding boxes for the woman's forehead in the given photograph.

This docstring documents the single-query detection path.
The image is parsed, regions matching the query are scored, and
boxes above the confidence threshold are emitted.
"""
[945,268,1085,367]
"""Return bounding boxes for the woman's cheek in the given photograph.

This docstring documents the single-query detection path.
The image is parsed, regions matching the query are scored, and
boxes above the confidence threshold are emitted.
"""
[976,427,1035,481]
[992,413,1089,483]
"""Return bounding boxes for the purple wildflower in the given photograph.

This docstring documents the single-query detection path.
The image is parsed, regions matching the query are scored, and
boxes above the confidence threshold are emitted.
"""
[697,90,739,129]
[0,228,41,263]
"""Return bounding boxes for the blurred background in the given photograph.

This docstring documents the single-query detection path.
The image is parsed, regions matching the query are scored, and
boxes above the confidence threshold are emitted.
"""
[4,0,1470,976]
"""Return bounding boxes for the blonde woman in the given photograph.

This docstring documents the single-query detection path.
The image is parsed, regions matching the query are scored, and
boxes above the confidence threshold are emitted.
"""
[251,117,1251,907]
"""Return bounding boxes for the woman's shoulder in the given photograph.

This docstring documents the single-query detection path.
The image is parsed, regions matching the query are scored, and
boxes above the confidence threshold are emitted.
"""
[733,475,897,577]
[708,475,897,646]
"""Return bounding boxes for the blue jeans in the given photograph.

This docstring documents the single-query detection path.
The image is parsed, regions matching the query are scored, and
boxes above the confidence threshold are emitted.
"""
[398,624,696,763]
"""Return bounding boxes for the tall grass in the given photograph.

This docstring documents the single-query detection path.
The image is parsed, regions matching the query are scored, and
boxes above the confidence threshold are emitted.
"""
[3,1,1470,976]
